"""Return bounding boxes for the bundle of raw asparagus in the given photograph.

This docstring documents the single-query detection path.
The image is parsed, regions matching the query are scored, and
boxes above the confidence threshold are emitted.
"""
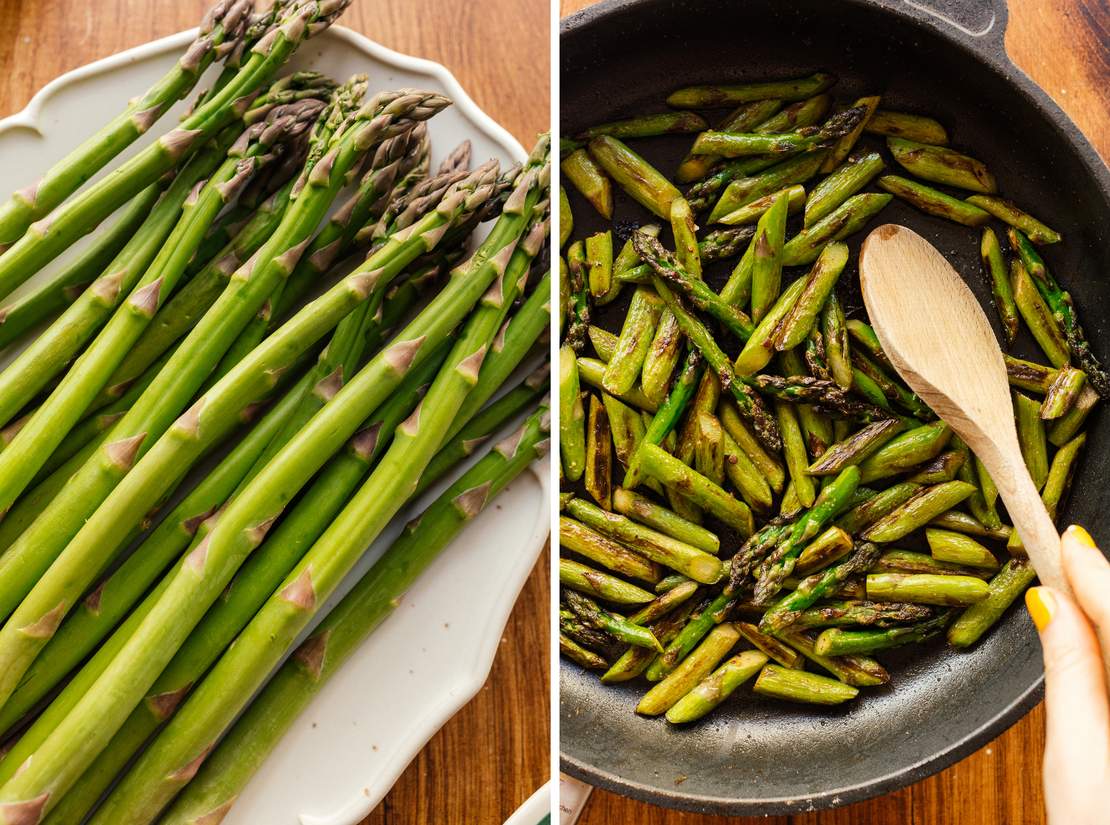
[559,72,1095,719]
[0,2,551,822]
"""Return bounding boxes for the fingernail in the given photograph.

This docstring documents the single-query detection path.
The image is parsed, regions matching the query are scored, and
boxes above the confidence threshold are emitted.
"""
[1026,587,1056,632]
[1065,524,1097,550]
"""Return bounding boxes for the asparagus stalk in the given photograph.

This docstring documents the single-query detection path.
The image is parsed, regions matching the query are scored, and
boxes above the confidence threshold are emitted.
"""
[1009,227,1109,396]
[86,187,549,825]
[791,600,935,630]
[0,186,162,350]
[567,494,723,583]
[612,487,720,554]
[0,0,351,300]
[967,196,1061,245]
[587,136,681,218]
[866,573,989,606]
[0,371,313,744]
[566,590,662,651]
[0,131,237,431]
[0,101,324,525]
[687,95,831,212]
[0,90,450,710]
[864,110,948,144]
[666,650,768,724]
[667,73,836,107]
[156,404,549,825]
[0,0,253,251]
[887,137,996,193]
[0,145,548,818]
[752,663,858,704]
[585,394,614,508]
[562,149,612,218]
[748,467,861,604]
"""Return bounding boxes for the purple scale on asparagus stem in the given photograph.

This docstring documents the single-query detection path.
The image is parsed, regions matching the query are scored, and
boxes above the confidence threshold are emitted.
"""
[350,422,383,460]
[0,793,49,825]
[454,482,493,520]
[456,345,489,383]
[461,436,489,455]
[130,105,162,134]
[313,366,344,402]
[273,235,313,273]
[244,514,278,547]
[383,336,427,374]
[294,630,331,680]
[127,277,164,317]
[185,532,214,573]
[400,399,425,436]
[105,432,146,471]
[166,745,214,784]
[146,685,191,721]
[16,603,65,640]
[161,128,205,161]
[174,399,205,438]
[279,568,317,610]
[83,581,106,614]
[182,505,220,537]
[89,270,125,305]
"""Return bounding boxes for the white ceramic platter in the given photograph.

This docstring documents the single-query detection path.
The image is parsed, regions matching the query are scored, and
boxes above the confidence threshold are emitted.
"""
[0,26,550,825]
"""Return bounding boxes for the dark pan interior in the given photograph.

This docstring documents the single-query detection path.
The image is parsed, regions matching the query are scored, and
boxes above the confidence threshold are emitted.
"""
[560,0,1110,814]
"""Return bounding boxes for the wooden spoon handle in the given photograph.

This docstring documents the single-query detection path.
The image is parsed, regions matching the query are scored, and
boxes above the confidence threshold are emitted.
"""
[992,459,1069,595]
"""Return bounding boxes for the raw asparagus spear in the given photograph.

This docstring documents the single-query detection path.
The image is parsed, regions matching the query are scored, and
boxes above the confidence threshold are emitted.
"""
[87,205,551,825]
[0,129,238,431]
[0,368,315,755]
[0,0,253,250]
[0,101,324,524]
[155,405,548,825]
[0,146,548,818]
[0,186,161,350]
[0,0,351,301]
[0,90,449,696]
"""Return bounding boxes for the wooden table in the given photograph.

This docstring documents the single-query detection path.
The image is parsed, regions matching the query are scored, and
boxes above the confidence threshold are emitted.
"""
[558,0,1107,822]
[0,1,551,823]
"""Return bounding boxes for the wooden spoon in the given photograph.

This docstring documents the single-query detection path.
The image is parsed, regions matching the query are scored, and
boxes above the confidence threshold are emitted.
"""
[859,224,1068,594]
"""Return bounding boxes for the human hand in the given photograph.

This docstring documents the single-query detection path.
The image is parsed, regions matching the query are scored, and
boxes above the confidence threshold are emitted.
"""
[1026,525,1110,825]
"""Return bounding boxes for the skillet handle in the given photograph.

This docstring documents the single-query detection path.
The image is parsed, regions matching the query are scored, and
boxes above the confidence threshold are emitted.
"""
[893,0,1008,55]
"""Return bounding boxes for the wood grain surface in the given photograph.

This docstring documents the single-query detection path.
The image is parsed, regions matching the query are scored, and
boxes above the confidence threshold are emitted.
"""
[0,1,550,824]
[558,0,1107,823]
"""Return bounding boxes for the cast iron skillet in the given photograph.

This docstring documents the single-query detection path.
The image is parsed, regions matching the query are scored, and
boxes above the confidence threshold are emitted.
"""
[560,0,1110,814]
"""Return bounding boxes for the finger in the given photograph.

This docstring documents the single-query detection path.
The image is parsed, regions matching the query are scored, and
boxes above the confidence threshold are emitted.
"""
[1061,524,1110,653]
[1027,585,1110,818]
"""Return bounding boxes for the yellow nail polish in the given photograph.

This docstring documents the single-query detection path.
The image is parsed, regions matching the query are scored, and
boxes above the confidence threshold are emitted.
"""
[1066,524,1097,549]
[1026,587,1055,632]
